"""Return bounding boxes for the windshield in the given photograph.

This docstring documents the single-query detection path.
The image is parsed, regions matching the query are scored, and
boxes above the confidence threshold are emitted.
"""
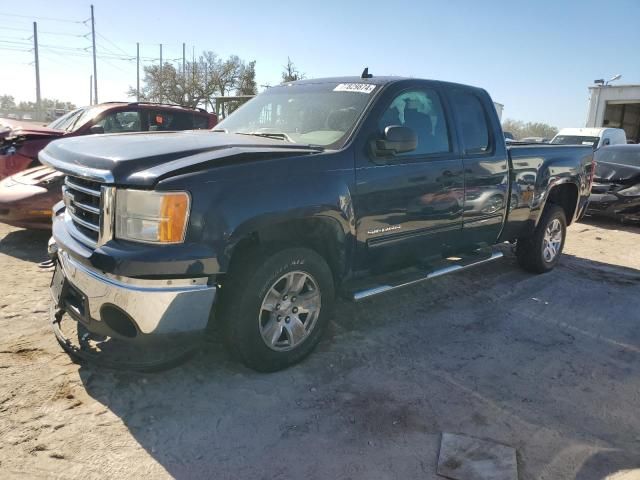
[47,106,105,132]
[47,109,83,131]
[596,148,640,167]
[214,82,379,148]
[551,135,599,148]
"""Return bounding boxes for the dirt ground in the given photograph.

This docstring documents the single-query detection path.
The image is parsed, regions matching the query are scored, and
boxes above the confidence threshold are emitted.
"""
[1,218,639,480]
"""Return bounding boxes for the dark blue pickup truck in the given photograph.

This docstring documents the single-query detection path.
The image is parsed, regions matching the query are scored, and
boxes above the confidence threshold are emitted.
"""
[41,75,594,371]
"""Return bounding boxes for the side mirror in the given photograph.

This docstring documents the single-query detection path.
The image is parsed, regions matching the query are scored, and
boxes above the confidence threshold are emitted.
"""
[89,124,105,134]
[373,125,417,158]
[602,138,611,146]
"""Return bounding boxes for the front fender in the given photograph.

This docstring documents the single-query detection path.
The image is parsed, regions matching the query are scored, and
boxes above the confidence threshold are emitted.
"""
[158,149,357,276]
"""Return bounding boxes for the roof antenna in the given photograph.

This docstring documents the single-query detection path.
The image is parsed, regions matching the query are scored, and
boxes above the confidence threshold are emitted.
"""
[361,67,373,79]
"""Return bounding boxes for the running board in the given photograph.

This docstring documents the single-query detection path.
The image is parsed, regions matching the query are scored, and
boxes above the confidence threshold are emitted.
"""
[350,251,504,302]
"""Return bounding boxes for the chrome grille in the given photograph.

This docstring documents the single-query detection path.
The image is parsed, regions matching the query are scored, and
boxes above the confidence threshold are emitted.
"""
[62,176,105,248]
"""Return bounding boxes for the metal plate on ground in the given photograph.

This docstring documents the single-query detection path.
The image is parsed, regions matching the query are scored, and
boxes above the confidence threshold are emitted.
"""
[437,432,517,480]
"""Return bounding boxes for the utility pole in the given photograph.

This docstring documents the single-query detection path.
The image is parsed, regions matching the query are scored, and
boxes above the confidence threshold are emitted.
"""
[159,43,162,103]
[32,22,42,121]
[136,42,140,101]
[182,42,186,76]
[90,5,98,104]
[89,75,93,105]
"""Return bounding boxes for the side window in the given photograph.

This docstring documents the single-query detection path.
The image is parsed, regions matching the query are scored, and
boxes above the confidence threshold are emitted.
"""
[193,114,208,129]
[167,112,193,130]
[378,89,450,155]
[148,111,178,131]
[94,111,141,133]
[451,91,491,154]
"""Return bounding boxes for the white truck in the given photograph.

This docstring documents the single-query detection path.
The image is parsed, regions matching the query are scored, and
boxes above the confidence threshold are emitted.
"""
[551,127,626,149]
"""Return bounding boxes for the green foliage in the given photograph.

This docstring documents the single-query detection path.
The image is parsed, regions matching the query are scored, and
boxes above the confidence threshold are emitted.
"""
[0,96,75,112]
[128,51,257,116]
[0,95,16,110]
[502,118,558,140]
[237,61,258,96]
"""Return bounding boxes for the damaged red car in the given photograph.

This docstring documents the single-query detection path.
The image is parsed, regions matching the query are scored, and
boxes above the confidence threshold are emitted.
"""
[0,102,217,229]
[0,102,217,180]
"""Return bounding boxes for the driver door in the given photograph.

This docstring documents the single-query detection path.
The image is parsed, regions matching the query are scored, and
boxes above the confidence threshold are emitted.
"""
[353,83,464,271]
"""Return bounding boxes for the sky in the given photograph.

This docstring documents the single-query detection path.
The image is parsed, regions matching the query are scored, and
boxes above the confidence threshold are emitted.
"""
[1,0,639,127]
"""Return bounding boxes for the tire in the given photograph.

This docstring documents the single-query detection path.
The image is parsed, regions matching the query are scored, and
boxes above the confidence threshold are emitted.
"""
[219,246,335,372]
[516,204,567,273]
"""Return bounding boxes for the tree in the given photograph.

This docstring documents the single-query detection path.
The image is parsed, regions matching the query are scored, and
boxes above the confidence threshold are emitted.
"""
[129,51,256,117]
[127,62,205,108]
[0,95,16,110]
[281,57,304,83]
[207,53,242,98]
[237,60,257,96]
[502,118,558,140]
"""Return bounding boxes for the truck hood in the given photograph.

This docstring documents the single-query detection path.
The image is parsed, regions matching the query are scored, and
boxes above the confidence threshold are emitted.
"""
[39,130,323,187]
[594,161,640,185]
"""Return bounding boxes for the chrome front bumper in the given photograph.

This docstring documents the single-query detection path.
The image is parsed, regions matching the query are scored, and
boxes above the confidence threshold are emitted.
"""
[54,246,216,336]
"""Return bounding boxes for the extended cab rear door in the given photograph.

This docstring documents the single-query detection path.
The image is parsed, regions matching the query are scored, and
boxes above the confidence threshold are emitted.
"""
[447,87,510,249]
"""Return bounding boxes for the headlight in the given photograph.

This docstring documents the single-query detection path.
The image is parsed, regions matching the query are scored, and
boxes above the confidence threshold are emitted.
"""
[618,185,640,197]
[115,189,190,244]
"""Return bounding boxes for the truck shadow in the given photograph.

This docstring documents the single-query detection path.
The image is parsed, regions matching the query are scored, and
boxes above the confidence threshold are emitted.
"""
[74,251,640,479]
[0,227,50,263]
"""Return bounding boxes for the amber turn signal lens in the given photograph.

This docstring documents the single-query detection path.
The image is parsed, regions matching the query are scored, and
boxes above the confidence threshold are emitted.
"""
[159,192,190,243]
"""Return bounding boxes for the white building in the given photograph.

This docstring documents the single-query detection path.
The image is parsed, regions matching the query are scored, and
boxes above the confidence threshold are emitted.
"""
[493,102,504,121]
[585,84,640,143]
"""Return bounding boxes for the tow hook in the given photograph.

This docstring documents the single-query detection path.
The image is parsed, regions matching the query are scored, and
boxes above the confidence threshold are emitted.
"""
[39,238,57,269]
[53,307,64,325]
[47,237,58,260]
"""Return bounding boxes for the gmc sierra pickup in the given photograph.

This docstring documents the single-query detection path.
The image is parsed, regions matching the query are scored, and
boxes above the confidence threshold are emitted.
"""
[41,75,594,372]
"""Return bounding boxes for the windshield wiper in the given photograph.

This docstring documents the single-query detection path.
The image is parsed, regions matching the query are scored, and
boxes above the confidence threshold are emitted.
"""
[227,131,324,151]
[237,132,294,143]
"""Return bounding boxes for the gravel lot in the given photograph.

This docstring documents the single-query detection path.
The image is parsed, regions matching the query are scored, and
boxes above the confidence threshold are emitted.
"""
[1,218,639,479]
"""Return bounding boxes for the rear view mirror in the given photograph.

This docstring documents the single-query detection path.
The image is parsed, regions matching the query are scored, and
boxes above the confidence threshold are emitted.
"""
[374,125,417,157]
[90,125,105,134]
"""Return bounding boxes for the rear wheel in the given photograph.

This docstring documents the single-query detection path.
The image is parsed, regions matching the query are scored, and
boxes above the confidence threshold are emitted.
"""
[219,247,334,372]
[516,205,567,273]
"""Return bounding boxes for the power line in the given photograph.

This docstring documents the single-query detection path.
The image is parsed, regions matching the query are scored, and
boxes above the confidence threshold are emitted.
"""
[0,25,83,37]
[96,31,131,57]
[0,45,31,53]
[39,47,137,62]
[95,40,135,60]
[0,12,83,23]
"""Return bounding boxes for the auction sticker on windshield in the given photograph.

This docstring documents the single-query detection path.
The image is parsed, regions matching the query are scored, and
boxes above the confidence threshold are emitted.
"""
[333,83,376,94]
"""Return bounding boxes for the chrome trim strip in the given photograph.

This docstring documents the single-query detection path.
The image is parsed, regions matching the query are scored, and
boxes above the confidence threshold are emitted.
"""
[65,177,101,197]
[63,214,98,248]
[68,209,100,232]
[40,150,115,183]
[71,199,100,215]
[98,186,115,246]
[352,251,504,301]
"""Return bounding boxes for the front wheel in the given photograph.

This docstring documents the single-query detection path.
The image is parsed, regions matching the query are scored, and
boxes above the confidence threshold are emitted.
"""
[516,205,567,273]
[219,247,335,372]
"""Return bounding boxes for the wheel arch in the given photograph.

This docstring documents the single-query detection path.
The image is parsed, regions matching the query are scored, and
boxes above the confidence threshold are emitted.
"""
[222,214,352,285]
[541,181,579,226]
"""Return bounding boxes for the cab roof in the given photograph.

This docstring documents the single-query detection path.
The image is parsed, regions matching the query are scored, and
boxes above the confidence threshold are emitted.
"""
[285,76,486,92]
[556,127,622,136]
